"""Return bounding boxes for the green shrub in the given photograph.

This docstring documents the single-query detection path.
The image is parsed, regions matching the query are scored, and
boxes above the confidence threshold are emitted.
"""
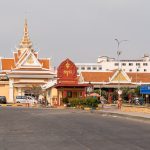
[68,98,84,107]
[62,97,69,104]
[68,97,99,108]
[85,97,99,108]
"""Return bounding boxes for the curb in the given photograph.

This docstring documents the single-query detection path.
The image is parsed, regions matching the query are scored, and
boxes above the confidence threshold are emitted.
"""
[0,104,29,107]
[90,110,150,122]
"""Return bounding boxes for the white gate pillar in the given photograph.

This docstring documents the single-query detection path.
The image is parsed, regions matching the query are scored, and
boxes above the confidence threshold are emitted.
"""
[9,79,14,103]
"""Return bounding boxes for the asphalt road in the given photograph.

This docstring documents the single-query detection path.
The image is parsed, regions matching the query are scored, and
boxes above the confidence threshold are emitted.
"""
[0,107,149,150]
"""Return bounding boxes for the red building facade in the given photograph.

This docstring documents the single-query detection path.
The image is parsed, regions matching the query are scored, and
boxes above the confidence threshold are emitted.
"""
[55,58,89,105]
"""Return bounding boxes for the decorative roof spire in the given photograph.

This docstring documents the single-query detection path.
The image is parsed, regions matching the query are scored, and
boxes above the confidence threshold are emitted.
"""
[19,19,32,48]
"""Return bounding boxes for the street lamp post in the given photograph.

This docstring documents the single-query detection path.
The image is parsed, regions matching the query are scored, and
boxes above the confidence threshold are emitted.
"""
[115,39,128,108]
[99,85,101,97]
[115,39,128,69]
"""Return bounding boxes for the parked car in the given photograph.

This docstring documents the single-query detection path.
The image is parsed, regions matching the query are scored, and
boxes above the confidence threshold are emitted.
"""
[26,96,38,104]
[16,96,37,104]
[16,96,27,103]
[0,96,7,104]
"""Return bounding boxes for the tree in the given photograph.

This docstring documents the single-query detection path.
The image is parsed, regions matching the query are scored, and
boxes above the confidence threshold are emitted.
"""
[93,89,107,97]
[134,86,140,96]
[24,84,44,98]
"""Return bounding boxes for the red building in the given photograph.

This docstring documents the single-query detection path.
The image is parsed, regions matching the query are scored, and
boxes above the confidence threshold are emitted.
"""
[54,58,90,106]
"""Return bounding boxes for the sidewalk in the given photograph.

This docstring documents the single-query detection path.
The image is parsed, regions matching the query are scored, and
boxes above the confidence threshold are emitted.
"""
[94,105,150,121]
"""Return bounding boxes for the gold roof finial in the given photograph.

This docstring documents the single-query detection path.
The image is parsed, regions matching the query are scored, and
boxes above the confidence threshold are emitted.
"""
[19,18,32,48]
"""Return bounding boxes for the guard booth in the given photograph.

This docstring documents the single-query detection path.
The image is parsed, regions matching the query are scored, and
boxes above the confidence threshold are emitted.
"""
[54,58,90,106]
[140,85,150,103]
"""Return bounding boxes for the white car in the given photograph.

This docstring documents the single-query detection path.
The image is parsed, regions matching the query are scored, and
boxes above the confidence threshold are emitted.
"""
[16,96,27,103]
[16,96,37,104]
[26,96,38,104]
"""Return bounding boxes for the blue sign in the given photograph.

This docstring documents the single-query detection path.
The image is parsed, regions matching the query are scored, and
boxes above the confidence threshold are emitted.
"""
[140,85,150,94]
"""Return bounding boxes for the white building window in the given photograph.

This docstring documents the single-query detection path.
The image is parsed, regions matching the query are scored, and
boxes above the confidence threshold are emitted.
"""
[144,69,147,72]
[87,67,91,70]
[136,63,140,66]
[93,67,97,70]
[143,63,148,66]
[114,63,119,66]
[81,67,85,70]
[129,63,133,66]
[122,63,126,66]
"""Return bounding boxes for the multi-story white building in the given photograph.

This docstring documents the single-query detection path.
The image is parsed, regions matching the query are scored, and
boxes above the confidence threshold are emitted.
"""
[76,54,150,73]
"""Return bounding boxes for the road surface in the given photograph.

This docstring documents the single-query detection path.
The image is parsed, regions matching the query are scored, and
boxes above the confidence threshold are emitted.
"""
[0,107,149,150]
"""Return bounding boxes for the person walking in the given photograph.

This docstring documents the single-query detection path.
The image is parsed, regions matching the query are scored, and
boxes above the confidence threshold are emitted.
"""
[100,96,105,109]
[117,97,122,109]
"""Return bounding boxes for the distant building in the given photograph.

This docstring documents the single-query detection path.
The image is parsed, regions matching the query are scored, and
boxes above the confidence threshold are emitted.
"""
[79,70,150,103]
[76,55,150,73]
[76,55,150,103]
[0,19,55,103]
[79,70,150,88]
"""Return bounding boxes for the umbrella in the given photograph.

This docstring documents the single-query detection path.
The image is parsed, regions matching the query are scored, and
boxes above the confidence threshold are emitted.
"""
[89,93,100,97]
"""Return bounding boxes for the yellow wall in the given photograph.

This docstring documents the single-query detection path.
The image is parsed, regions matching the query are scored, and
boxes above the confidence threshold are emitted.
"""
[46,87,58,105]
[0,82,9,102]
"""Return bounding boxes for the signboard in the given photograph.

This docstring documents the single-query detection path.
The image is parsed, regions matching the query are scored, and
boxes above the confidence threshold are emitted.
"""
[140,85,150,94]
[87,86,93,93]
[57,58,78,84]
[118,89,122,95]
